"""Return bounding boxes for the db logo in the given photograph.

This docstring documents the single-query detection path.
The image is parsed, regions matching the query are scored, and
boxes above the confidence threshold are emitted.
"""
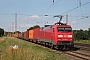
[64,35,67,37]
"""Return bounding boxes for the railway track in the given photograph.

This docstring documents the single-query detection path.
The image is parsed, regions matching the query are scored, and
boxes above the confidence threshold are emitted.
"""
[74,43,90,48]
[64,51,90,60]
[74,43,90,51]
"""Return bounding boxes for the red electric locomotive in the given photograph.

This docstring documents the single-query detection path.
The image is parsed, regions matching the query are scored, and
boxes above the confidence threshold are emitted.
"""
[17,15,74,50]
[39,15,74,50]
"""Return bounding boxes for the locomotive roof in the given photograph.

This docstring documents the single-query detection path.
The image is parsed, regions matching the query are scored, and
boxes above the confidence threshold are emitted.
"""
[44,24,71,28]
[40,24,72,30]
[52,24,72,28]
[58,25,71,27]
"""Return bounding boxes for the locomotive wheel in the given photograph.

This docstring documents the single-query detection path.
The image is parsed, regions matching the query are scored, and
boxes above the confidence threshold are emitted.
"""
[45,42,48,47]
[60,45,69,50]
[53,45,58,50]
[35,41,38,44]
[50,44,54,49]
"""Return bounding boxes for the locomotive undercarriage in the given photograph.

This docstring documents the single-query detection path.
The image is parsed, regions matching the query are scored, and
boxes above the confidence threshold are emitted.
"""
[36,39,74,50]
[56,41,74,50]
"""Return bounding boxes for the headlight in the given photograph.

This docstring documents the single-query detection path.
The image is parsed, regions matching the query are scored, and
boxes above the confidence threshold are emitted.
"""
[68,35,72,38]
[58,35,63,37]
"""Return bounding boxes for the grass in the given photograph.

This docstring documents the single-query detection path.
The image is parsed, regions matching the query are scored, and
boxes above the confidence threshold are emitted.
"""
[74,40,90,44]
[0,37,68,60]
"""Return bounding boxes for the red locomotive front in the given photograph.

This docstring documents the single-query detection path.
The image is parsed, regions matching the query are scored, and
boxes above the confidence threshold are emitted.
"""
[53,25,74,49]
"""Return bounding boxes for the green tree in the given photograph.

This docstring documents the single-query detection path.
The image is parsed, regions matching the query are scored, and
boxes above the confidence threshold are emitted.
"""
[33,25,40,29]
[15,31,21,33]
[27,25,40,31]
[4,31,8,36]
[88,28,90,39]
[73,29,89,40]
[82,30,89,40]
[27,27,34,31]
[73,30,78,40]
[0,28,4,37]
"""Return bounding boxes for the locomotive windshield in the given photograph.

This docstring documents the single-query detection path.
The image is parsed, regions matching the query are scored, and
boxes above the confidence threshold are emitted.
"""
[58,28,72,32]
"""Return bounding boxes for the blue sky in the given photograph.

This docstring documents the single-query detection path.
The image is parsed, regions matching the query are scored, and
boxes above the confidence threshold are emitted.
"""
[0,0,90,32]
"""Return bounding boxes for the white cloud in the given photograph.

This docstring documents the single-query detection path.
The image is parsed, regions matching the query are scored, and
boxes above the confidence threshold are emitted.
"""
[71,20,77,24]
[19,24,25,28]
[25,24,33,27]
[21,15,40,21]
[18,24,34,31]
[31,15,40,19]
[83,24,90,27]
[88,24,90,26]
[19,24,33,28]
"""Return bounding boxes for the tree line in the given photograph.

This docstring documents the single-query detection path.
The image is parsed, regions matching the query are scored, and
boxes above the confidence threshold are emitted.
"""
[73,28,90,40]
[0,28,4,37]
[27,25,40,31]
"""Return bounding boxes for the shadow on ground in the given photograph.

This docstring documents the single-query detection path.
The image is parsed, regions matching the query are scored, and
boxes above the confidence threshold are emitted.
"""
[59,47,80,51]
[69,47,80,51]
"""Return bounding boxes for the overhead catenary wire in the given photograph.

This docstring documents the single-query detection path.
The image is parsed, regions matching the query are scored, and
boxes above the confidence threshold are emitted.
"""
[68,11,90,24]
[79,0,83,17]
[0,1,90,17]
[1,1,90,27]
[41,1,90,26]
[62,1,90,14]
[41,0,61,15]
[69,12,90,25]
[39,0,63,24]
[79,0,81,7]
[53,0,54,5]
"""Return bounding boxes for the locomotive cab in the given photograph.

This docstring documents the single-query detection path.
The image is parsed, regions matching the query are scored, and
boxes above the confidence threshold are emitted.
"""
[53,22,74,49]
[39,15,74,50]
[57,25,74,46]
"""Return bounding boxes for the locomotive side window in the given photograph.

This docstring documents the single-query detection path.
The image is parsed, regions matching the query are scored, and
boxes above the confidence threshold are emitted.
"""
[65,28,72,32]
[58,28,64,32]
[58,28,72,32]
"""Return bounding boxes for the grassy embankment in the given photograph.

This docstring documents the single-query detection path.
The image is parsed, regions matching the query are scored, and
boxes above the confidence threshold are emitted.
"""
[74,40,90,44]
[0,37,68,60]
